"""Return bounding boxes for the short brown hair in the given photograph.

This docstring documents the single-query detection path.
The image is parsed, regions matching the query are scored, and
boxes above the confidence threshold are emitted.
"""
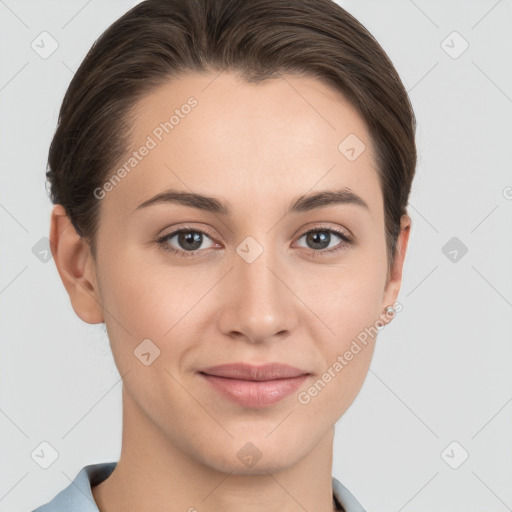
[47,0,416,271]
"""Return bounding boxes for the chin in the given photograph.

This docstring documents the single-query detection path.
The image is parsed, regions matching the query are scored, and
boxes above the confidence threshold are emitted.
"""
[192,430,307,475]
[207,451,299,476]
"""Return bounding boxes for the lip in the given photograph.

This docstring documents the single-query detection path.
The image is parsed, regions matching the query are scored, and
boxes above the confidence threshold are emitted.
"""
[199,362,308,381]
[198,363,310,408]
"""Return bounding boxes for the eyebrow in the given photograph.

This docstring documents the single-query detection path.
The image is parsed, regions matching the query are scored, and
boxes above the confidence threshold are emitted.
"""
[133,187,370,215]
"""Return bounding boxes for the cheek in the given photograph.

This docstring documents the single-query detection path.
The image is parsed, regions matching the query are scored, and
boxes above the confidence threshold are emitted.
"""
[94,244,163,362]
[296,255,384,399]
[299,257,386,342]
[96,246,213,363]
[297,275,380,416]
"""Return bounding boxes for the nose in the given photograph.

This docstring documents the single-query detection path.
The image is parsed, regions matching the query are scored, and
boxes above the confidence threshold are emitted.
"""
[217,244,298,344]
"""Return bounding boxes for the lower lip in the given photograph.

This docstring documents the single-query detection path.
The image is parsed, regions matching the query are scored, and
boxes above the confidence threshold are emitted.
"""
[199,373,309,408]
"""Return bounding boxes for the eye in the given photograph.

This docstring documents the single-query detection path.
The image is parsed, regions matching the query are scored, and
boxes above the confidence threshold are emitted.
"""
[157,226,218,258]
[295,226,353,256]
[157,225,353,259]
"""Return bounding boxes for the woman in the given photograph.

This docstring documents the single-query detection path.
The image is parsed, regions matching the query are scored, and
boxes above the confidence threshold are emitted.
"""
[32,0,415,510]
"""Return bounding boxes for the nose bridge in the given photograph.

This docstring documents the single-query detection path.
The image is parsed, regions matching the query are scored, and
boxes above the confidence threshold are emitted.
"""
[238,238,282,311]
[222,233,293,340]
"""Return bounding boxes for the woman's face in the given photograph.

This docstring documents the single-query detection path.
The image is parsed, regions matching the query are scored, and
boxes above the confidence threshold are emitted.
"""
[72,72,409,473]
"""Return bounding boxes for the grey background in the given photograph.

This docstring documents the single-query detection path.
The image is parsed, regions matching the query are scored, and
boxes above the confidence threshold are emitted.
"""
[1,0,511,511]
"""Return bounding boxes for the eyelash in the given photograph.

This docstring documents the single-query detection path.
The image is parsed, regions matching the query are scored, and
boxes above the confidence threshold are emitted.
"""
[156,225,353,259]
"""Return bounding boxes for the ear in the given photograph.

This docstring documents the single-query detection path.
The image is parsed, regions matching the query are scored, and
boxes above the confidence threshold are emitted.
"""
[380,214,411,323]
[49,204,104,324]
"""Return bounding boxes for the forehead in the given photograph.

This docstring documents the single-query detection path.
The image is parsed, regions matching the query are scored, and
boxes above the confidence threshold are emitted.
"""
[104,72,381,219]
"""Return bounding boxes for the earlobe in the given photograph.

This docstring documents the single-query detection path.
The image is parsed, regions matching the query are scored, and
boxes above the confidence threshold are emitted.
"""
[49,204,105,324]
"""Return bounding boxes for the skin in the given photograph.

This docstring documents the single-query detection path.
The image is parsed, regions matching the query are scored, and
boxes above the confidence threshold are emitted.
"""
[50,71,411,512]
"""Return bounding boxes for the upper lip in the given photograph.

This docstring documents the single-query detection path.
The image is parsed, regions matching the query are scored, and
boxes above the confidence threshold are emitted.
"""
[199,363,309,381]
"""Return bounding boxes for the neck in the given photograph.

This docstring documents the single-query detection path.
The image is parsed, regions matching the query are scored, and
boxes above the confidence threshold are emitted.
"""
[92,386,338,512]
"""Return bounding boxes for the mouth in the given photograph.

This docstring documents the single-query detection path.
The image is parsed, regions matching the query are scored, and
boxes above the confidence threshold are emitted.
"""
[199,362,309,380]
[197,362,310,408]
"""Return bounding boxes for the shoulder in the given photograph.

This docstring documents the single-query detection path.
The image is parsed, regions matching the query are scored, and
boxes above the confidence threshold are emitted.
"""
[332,476,367,512]
[30,461,117,512]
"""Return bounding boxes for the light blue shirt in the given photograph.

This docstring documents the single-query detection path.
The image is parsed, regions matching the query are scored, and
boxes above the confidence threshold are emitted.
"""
[31,462,366,512]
